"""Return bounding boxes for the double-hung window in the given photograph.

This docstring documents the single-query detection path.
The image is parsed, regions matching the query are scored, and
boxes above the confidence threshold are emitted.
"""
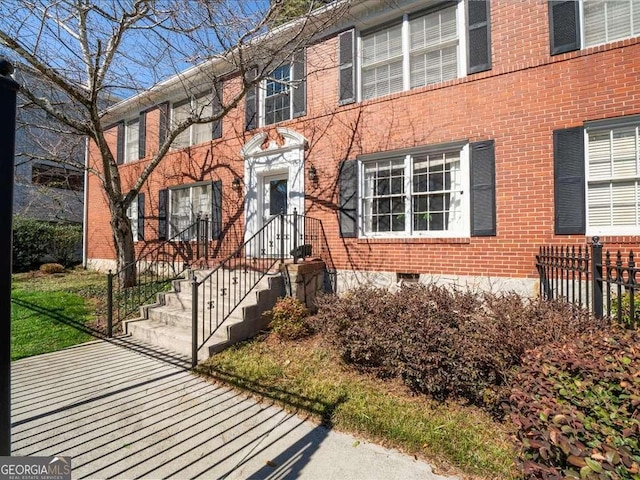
[360,4,461,101]
[583,0,640,47]
[361,146,467,236]
[550,0,640,54]
[169,183,212,239]
[587,124,640,233]
[125,118,139,163]
[265,64,292,125]
[172,92,214,149]
[127,198,139,241]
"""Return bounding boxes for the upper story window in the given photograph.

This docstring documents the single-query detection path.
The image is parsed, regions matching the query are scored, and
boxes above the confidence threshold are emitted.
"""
[125,118,139,163]
[583,0,640,47]
[244,51,307,131]
[360,146,468,237]
[172,92,214,149]
[361,6,460,101]
[339,1,491,104]
[550,0,640,55]
[265,64,292,125]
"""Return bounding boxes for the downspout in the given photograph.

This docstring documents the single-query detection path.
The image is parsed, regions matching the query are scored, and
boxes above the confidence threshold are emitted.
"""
[82,136,89,269]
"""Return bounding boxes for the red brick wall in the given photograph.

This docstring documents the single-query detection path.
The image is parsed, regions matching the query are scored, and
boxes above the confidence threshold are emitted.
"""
[86,0,640,280]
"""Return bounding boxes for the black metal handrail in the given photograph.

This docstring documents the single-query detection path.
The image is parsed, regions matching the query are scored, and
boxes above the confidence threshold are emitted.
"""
[106,216,210,336]
[191,209,334,366]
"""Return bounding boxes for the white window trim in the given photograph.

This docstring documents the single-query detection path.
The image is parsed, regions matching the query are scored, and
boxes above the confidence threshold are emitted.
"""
[170,92,213,150]
[579,0,640,50]
[259,63,294,128]
[168,182,213,239]
[585,125,640,236]
[124,118,139,164]
[356,1,467,103]
[357,144,470,238]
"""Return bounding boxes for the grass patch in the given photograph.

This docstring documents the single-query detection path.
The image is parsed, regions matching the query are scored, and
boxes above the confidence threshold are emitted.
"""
[197,336,517,480]
[11,268,107,361]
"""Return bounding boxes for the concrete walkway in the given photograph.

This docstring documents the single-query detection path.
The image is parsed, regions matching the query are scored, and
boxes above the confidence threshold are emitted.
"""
[11,338,457,480]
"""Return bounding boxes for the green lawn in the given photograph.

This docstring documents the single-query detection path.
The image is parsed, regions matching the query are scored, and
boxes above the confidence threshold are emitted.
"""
[11,269,107,361]
[198,337,518,480]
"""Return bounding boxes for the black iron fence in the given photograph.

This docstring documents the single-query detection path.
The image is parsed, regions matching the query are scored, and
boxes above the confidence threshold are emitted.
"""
[536,236,639,329]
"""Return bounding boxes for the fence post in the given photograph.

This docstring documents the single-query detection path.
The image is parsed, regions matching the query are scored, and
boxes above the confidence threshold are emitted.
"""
[191,275,198,368]
[592,236,603,318]
[204,215,209,262]
[195,213,201,260]
[280,210,285,265]
[0,57,19,457]
[293,208,298,264]
[107,270,114,337]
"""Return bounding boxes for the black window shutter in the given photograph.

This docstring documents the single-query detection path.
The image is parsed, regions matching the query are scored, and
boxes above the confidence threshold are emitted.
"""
[116,121,124,165]
[245,67,258,131]
[292,50,307,118]
[158,101,170,146]
[470,140,496,236]
[211,180,223,240]
[338,29,355,105]
[137,193,145,241]
[339,159,358,238]
[158,189,168,240]
[554,127,585,234]
[212,81,223,140]
[549,1,580,55]
[138,111,146,160]
[467,0,492,74]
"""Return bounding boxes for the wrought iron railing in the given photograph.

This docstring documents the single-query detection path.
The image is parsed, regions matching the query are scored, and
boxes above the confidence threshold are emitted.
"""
[191,209,334,366]
[106,216,212,336]
[536,236,639,329]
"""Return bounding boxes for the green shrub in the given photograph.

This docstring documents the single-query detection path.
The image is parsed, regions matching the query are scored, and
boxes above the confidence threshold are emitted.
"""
[509,327,640,479]
[314,284,607,412]
[609,293,640,329]
[13,217,82,271]
[13,217,51,271]
[264,296,311,340]
[39,263,65,274]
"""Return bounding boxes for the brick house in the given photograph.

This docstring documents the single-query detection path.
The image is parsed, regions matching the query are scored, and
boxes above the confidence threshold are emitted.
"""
[86,0,640,297]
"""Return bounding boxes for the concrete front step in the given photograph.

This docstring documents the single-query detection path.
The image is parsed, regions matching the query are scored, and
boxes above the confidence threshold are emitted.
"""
[124,273,284,362]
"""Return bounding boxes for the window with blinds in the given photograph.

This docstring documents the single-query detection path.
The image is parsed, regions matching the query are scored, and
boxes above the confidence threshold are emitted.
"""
[360,4,460,101]
[583,0,640,47]
[587,125,640,230]
[361,24,404,100]
[409,6,458,88]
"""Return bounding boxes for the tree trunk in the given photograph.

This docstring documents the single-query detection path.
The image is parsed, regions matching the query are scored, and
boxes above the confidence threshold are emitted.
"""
[111,206,137,288]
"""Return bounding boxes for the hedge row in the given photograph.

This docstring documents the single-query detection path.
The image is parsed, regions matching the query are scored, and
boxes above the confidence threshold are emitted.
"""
[314,284,606,412]
[13,216,82,271]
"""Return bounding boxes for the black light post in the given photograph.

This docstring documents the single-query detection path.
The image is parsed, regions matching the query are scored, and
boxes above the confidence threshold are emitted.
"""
[0,57,19,456]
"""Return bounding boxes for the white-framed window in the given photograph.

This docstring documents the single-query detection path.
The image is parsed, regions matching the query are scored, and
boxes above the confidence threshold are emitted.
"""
[125,118,139,163]
[360,145,468,237]
[264,64,292,125]
[586,123,640,234]
[169,183,212,239]
[582,0,640,48]
[359,3,464,101]
[171,91,213,149]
